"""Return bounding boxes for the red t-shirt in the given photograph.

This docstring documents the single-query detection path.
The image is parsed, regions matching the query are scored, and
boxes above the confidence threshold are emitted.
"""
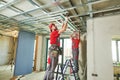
[72,38,80,48]
[47,57,51,64]
[50,30,60,46]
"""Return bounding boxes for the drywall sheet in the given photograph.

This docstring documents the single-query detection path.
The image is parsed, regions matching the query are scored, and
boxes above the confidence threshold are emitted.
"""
[14,31,35,76]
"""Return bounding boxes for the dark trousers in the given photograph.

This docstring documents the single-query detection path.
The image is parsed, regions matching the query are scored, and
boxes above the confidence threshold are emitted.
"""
[44,45,59,80]
[72,48,79,71]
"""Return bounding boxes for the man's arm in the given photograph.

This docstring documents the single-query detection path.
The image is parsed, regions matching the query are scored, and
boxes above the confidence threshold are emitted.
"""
[77,32,80,39]
[58,17,68,34]
[70,32,74,39]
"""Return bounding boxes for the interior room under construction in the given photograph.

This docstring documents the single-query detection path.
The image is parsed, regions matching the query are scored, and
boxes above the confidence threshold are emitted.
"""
[0,0,120,80]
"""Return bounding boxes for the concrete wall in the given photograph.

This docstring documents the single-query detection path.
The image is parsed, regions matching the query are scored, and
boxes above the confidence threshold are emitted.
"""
[87,14,120,80]
[0,36,13,65]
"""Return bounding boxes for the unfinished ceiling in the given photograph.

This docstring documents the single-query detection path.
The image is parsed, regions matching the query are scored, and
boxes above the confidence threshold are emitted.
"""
[0,0,120,36]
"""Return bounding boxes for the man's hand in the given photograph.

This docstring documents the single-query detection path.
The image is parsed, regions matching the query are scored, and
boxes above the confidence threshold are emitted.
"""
[64,17,68,22]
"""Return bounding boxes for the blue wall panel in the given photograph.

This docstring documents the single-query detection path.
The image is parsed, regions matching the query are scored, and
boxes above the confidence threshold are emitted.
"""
[14,31,35,76]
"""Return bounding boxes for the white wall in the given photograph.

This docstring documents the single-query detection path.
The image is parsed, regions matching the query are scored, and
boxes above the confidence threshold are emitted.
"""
[0,36,11,65]
[87,14,120,80]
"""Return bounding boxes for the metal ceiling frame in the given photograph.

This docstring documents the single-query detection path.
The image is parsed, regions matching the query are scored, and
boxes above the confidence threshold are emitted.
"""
[0,0,69,21]
[0,0,120,34]
[19,12,67,23]
[27,0,62,28]
[0,0,120,22]
[68,0,86,31]
[0,8,72,22]
[2,3,119,30]
[28,0,62,24]
[20,16,61,24]
[0,0,21,11]
[53,0,78,31]
[20,0,67,27]
[0,0,69,33]
[0,0,109,22]
[17,0,70,33]
[1,0,33,17]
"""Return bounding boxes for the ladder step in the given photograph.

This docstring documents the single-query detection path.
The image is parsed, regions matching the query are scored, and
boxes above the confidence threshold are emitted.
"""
[56,59,80,80]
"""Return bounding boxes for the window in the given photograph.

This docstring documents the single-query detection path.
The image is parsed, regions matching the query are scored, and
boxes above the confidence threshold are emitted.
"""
[112,40,120,62]
[63,39,72,63]
[45,38,72,70]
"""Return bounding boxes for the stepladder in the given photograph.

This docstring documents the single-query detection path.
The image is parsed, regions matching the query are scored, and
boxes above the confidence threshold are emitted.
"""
[55,59,80,80]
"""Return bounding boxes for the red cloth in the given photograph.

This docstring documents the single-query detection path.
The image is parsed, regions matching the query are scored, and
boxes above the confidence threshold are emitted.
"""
[48,57,51,64]
[50,30,60,46]
[72,38,80,48]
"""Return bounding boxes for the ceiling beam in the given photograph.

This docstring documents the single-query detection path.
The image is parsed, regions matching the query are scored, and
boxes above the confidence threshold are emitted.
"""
[74,0,87,29]
[19,13,64,23]
[0,0,109,22]
[87,0,93,18]
[1,2,120,23]
[0,0,21,11]
[53,0,77,31]
[28,0,64,26]
[0,0,68,21]
[20,16,61,24]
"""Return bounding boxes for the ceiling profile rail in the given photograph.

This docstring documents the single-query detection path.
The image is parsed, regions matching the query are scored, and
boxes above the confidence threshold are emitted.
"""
[68,0,86,30]
[19,11,67,23]
[1,1,120,23]
[0,0,68,21]
[0,6,76,22]
[0,0,21,11]
[27,0,67,26]
[20,16,62,24]
[53,0,78,31]
[1,0,33,17]
[0,0,107,22]
[87,0,93,18]
[21,0,120,23]
[60,14,77,31]
[1,0,119,35]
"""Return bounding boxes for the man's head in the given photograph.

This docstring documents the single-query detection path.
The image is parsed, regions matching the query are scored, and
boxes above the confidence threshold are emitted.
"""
[49,23,58,32]
[72,31,79,38]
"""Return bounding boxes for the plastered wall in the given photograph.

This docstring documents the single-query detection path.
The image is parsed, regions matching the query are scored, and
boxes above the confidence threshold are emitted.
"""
[87,14,120,80]
[0,36,13,65]
[79,34,87,80]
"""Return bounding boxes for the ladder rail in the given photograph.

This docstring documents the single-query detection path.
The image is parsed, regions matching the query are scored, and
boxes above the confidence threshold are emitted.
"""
[56,59,80,80]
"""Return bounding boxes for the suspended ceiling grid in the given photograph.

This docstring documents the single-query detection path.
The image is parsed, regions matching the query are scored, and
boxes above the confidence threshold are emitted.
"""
[0,0,120,36]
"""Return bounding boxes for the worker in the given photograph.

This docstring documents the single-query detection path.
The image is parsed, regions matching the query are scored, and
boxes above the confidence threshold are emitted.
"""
[44,17,68,80]
[70,31,80,73]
